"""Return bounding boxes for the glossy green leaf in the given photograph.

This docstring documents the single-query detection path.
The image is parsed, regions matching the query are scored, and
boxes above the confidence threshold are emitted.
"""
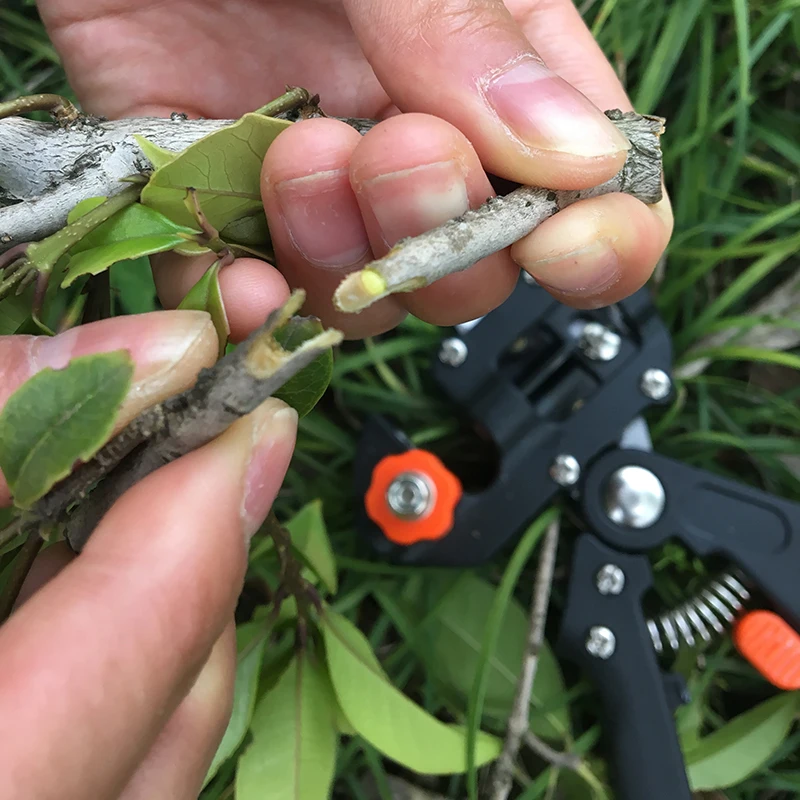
[67,196,106,223]
[110,256,158,315]
[133,134,179,169]
[204,623,268,786]
[322,610,502,775]
[272,316,334,417]
[61,234,189,288]
[140,113,291,238]
[285,499,338,595]
[236,651,338,800]
[685,691,800,790]
[0,351,134,508]
[0,295,32,335]
[420,573,570,741]
[177,259,230,356]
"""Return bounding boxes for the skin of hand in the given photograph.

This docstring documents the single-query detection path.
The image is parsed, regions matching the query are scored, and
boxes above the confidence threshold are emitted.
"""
[1,1,674,796]
[36,0,674,342]
[0,309,298,799]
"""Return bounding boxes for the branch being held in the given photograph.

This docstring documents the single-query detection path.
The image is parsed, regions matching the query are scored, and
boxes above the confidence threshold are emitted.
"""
[333,111,665,312]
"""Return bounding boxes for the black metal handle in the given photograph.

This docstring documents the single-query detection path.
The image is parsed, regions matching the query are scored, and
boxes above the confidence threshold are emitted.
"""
[557,535,693,800]
[582,449,800,630]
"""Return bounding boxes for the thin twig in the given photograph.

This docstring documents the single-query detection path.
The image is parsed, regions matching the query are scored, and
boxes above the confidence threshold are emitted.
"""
[333,111,665,313]
[523,731,582,772]
[490,515,567,800]
[0,531,43,622]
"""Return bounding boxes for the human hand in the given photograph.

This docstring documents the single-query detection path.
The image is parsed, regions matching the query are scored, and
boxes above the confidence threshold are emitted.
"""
[0,311,297,799]
[37,0,672,340]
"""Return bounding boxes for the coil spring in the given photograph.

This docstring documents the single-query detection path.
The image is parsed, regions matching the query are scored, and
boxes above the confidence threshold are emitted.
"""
[647,571,751,654]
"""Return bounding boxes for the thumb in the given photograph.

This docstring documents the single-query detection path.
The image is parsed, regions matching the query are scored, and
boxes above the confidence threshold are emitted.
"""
[343,0,631,189]
[0,310,218,506]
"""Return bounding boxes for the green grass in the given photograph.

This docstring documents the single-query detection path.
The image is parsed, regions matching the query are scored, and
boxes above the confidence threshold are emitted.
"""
[2,0,799,798]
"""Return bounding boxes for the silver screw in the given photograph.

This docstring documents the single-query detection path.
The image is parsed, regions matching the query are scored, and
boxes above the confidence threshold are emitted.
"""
[386,472,434,520]
[580,322,622,361]
[550,454,580,487]
[640,368,672,400]
[596,564,626,595]
[439,338,468,367]
[604,465,666,529]
[586,626,616,659]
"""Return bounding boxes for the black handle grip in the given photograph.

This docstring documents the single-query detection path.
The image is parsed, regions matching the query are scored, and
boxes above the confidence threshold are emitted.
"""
[582,449,800,629]
[557,535,693,800]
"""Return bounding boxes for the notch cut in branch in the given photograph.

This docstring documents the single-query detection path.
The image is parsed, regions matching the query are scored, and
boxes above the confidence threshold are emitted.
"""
[6,290,342,552]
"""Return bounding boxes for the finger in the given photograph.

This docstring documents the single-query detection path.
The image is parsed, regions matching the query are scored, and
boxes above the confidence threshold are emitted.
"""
[0,397,297,799]
[14,543,75,609]
[350,112,518,325]
[504,0,674,307]
[152,254,292,344]
[119,622,237,800]
[342,0,631,190]
[0,311,218,507]
[261,118,407,339]
[507,0,630,110]
[511,192,673,308]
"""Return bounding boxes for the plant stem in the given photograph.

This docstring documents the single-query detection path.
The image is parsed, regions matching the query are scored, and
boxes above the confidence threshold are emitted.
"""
[490,515,566,800]
[0,94,80,124]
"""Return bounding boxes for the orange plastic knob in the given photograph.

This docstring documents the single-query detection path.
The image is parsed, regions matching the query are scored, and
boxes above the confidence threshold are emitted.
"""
[733,610,800,690]
[365,450,462,546]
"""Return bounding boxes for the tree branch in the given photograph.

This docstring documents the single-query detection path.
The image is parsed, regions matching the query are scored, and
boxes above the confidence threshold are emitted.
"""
[490,515,568,800]
[333,111,665,312]
[0,110,373,251]
[5,290,342,551]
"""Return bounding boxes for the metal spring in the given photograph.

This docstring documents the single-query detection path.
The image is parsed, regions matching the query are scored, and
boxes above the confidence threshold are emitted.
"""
[647,571,751,654]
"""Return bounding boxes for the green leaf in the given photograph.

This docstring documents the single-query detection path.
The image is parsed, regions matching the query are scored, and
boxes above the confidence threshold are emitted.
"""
[110,256,158,315]
[204,623,268,786]
[177,259,230,356]
[272,316,334,417]
[68,199,200,252]
[685,691,800,790]
[0,295,33,335]
[61,234,190,288]
[420,573,570,741]
[133,134,179,169]
[0,351,134,508]
[285,499,338,595]
[236,651,338,800]
[140,113,291,240]
[322,610,502,775]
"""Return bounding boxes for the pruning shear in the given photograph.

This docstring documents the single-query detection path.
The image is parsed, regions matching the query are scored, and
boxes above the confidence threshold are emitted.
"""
[351,274,800,800]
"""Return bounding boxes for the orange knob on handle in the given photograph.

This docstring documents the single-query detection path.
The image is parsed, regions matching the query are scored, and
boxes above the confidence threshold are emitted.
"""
[365,450,462,546]
[733,610,800,691]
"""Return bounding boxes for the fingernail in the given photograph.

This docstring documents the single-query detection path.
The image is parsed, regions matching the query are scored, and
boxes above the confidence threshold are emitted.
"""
[242,398,298,541]
[274,169,370,268]
[483,58,631,157]
[359,161,470,247]
[32,311,218,427]
[515,240,622,296]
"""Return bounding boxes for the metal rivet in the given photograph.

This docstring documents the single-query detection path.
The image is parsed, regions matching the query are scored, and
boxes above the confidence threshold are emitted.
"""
[586,626,616,659]
[604,465,666,529]
[580,322,622,361]
[386,472,434,520]
[550,454,580,487]
[438,338,468,367]
[640,368,672,400]
[596,564,626,595]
